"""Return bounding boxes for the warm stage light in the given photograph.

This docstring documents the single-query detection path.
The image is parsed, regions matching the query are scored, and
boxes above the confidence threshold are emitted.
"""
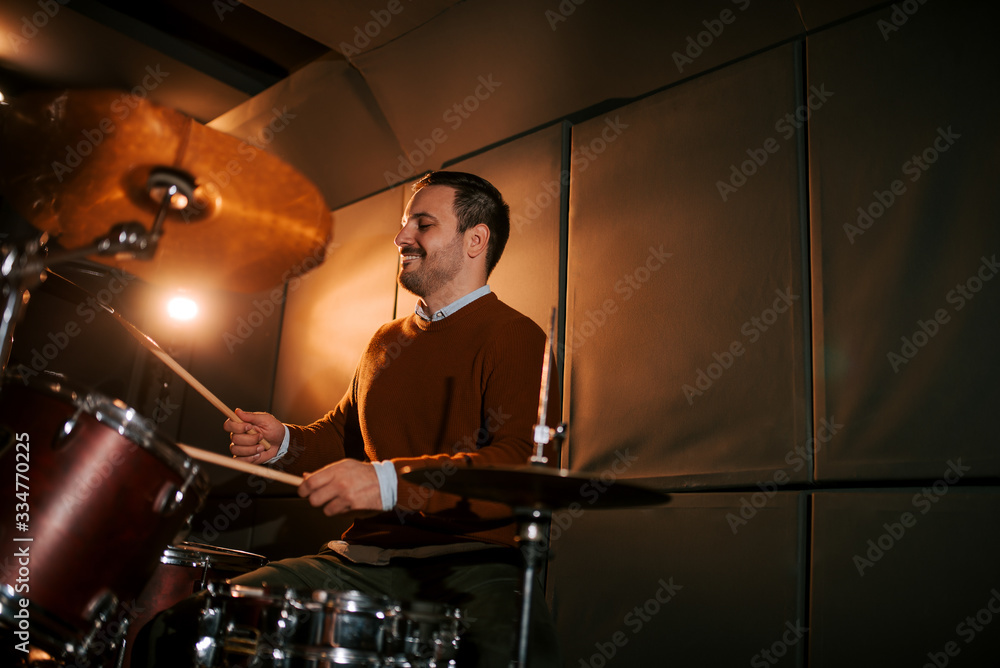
[167,295,199,321]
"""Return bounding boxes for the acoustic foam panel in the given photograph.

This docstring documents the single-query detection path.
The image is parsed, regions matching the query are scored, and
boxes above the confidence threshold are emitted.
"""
[808,0,1000,481]
[549,492,804,667]
[810,490,1000,667]
[564,43,809,484]
[208,54,405,210]
[354,0,805,183]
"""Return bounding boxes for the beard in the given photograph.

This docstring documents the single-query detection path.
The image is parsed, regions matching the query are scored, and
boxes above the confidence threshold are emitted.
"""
[397,232,464,299]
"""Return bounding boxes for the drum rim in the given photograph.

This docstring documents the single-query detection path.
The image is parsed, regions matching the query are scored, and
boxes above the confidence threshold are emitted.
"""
[4,371,210,495]
[161,542,268,569]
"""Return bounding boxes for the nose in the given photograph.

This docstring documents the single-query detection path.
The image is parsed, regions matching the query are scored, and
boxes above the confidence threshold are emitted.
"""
[394,221,413,249]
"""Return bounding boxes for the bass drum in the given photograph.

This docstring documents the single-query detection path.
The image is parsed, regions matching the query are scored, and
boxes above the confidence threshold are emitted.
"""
[0,372,210,661]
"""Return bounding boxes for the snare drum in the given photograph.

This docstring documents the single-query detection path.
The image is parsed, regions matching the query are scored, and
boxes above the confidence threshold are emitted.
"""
[195,582,401,667]
[120,542,268,668]
[0,373,210,660]
[392,600,462,667]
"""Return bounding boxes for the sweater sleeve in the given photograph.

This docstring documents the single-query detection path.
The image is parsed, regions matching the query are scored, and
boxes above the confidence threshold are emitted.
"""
[391,316,560,516]
[276,378,365,476]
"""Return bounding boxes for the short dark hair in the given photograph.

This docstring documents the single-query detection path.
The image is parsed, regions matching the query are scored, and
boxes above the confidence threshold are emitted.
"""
[413,171,510,277]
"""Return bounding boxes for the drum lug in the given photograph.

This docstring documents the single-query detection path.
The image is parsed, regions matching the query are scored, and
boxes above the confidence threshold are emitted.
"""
[155,482,185,515]
[52,409,83,450]
[85,588,120,624]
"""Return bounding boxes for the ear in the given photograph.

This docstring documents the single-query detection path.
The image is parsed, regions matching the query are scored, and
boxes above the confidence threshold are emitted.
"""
[465,223,490,260]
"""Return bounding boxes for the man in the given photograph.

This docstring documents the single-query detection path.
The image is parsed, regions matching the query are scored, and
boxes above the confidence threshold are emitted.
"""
[221,171,561,667]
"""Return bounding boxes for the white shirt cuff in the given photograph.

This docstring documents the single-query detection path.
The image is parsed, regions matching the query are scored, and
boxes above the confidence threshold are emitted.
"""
[271,425,290,460]
[371,460,398,511]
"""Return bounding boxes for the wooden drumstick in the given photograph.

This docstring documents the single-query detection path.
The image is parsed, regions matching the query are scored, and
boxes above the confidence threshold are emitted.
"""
[178,443,303,487]
[113,314,274,450]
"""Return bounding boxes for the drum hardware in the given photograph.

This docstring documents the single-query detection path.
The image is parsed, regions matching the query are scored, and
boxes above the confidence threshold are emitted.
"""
[192,582,461,668]
[53,409,82,450]
[398,311,672,668]
[0,374,211,663]
[0,88,330,664]
[0,89,333,295]
[153,481,185,516]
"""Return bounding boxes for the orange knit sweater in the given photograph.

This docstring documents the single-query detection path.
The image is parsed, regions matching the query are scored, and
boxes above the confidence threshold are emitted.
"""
[280,293,558,549]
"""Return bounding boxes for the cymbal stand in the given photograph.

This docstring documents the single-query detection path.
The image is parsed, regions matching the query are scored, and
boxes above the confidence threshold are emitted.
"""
[0,168,195,378]
[515,306,566,667]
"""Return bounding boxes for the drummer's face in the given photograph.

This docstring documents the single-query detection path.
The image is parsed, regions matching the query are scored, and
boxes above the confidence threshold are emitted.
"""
[394,186,466,300]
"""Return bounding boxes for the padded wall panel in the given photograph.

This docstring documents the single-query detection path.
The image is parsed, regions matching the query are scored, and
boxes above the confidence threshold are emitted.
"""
[810,491,1000,666]
[564,44,808,483]
[550,492,804,666]
[445,124,564,334]
[209,54,405,210]
[274,186,403,427]
[809,0,1000,481]
[356,0,804,182]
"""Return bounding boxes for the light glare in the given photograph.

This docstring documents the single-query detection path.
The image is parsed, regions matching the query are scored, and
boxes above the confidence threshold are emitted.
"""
[167,295,199,321]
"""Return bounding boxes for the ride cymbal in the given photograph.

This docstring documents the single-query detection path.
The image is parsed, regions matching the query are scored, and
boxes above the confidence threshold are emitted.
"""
[0,89,332,293]
[399,465,671,511]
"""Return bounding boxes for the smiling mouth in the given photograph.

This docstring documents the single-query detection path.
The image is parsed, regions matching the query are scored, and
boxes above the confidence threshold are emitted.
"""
[400,251,423,265]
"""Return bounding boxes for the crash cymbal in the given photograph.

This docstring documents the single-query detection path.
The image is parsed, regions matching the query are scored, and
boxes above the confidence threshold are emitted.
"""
[399,465,671,510]
[0,89,331,293]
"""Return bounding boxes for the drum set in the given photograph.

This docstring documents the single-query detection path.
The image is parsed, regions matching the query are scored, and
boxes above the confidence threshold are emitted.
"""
[0,89,670,667]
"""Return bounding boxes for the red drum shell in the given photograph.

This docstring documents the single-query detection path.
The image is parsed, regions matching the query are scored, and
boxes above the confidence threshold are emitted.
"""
[0,375,209,657]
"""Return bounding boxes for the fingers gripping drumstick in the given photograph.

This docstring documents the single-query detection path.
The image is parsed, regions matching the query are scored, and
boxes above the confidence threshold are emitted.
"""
[113,316,274,450]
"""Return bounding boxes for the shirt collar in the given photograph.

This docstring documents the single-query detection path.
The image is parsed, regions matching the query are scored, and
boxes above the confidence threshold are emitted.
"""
[415,285,492,322]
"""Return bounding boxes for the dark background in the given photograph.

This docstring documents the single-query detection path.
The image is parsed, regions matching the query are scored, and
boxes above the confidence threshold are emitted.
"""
[2,1,998,665]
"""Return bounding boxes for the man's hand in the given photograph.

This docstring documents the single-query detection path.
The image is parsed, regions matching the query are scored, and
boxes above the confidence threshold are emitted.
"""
[224,408,284,464]
[299,459,384,516]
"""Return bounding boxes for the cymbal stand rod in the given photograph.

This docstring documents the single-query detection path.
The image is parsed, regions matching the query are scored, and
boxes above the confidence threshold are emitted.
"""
[532,308,558,465]
[515,506,551,668]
